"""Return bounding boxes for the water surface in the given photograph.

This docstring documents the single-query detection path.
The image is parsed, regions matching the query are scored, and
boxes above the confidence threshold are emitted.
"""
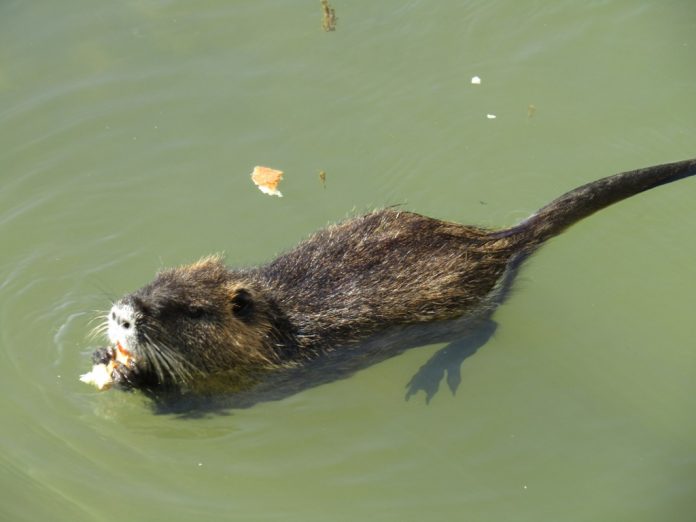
[1,1,695,521]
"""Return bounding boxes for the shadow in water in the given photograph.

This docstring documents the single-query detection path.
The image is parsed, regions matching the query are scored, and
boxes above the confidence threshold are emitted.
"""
[405,319,497,404]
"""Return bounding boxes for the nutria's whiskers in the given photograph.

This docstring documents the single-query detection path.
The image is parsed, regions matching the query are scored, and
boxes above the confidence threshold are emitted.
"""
[141,331,197,386]
[87,312,110,341]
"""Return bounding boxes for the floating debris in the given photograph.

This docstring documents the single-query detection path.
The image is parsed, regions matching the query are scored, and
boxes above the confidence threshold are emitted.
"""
[321,0,337,32]
[251,166,284,197]
[527,104,537,118]
[471,76,481,85]
[319,170,327,189]
[486,114,497,119]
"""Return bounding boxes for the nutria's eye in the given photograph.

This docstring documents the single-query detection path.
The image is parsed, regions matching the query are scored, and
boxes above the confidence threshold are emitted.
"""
[188,307,205,319]
[231,289,253,318]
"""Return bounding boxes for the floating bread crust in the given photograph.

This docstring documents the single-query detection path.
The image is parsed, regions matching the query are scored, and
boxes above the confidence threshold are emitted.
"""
[251,166,284,197]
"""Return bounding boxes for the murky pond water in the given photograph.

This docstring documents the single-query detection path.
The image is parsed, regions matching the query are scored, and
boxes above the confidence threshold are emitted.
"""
[1,1,695,520]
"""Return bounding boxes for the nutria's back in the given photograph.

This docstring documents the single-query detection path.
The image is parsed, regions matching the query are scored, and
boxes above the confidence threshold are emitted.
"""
[258,210,515,348]
[93,157,696,399]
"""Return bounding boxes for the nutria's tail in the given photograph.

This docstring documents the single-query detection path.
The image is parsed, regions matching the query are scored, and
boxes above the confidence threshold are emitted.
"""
[493,158,696,248]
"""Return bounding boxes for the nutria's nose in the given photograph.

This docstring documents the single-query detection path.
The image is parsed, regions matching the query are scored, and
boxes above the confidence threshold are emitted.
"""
[110,303,134,330]
[107,301,139,350]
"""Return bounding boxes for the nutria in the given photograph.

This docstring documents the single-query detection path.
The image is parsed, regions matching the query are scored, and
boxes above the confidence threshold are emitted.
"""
[91,158,696,405]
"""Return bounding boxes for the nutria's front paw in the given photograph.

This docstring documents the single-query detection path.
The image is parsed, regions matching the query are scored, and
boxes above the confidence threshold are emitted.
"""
[111,362,139,389]
[91,346,116,365]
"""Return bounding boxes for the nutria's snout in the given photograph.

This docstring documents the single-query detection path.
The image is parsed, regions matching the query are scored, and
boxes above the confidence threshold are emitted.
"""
[107,300,139,354]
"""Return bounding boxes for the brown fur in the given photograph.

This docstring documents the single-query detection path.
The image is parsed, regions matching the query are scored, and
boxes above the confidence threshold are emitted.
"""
[99,158,696,396]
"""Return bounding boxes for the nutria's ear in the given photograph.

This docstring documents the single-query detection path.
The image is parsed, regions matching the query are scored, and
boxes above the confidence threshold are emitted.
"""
[231,288,253,318]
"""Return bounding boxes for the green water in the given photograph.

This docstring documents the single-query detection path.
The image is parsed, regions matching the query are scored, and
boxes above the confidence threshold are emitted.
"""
[2,1,695,520]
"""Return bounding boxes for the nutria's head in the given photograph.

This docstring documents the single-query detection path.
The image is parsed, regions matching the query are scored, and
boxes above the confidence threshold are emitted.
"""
[106,256,287,392]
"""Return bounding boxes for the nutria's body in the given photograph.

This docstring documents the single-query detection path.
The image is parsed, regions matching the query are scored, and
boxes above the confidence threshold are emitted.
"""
[95,158,696,402]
